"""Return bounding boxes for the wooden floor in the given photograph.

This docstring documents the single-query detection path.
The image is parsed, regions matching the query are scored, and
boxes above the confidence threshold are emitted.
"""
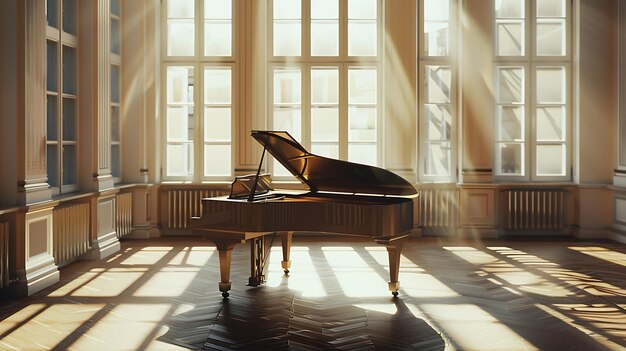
[1,236,625,350]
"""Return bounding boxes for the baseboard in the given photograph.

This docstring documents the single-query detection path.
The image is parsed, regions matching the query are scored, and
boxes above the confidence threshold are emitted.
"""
[126,224,161,239]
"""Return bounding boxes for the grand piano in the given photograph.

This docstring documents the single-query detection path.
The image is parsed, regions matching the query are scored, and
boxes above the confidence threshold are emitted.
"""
[192,130,418,298]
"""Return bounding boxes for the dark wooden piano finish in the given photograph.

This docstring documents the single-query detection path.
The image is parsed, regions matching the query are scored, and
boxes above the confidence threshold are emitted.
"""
[192,131,417,298]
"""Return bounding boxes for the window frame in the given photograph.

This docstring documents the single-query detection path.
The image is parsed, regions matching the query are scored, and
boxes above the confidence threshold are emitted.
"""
[417,0,458,182]
[161,0,238,182]
[493,0,572,182]
[46,0,79,195]
[110,0,122,183]
[267,0,383,179]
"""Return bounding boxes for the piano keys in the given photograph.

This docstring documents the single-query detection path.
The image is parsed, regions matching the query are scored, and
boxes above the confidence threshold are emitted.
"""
[192,130,418,298]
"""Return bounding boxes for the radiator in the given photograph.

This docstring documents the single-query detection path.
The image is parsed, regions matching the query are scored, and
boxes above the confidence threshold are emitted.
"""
[53,203,91,266]
[503,189,566,230]
[0,222,9,289]
[418,188,459,228]
[165,189,228,229]
[116,192,133,238]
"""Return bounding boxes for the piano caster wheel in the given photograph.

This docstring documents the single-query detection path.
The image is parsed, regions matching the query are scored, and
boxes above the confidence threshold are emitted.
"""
[284,269,290,275]
[392,291,399,297]
[222,291,229,298]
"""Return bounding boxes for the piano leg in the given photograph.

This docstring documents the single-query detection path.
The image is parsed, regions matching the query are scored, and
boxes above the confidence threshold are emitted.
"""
[214,241,238,298]
[281,232,293,274]
[375,235,409,297]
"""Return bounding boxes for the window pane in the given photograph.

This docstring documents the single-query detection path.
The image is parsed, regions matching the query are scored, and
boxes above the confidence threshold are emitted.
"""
[274,0,301,19]
[111,0,120,16]
[311,68,338,104]
[425,142,451,176]
[348,143,376,166]
[496,21,524,56]
[111,144,120,178]
[537,0,565,17]
[312,144,338,158]
[111,18,120,55]
[167,143,194,176]
[167,107,190,141]
[204,108,231,141]
[47,96,58,141]
[536,144,565,176]
[536,67,565,104]
[47,145,58,187]
[111,64,120,103]
[425,66,451,103]
[274,21,301,56]
[62,45,76,95]
[348,21,377,56]
[495,0,524,18]
[424,22,449,56]
[348,0,376,19]
[204,21,232,56]
[425,0,449,21]
[111,106,120,142]
[537,20,565,56]
[349,68,376,104]
[204,68,231,104]
[498,143,524,175]
[62,145,76,185]
[167,66,194,104]
[273,108,301,141]
[62,98,76,141]
[204,0,231,19]
[62,0,76,35]
[167,20,195,56]
[311,21,339,56]
[425,105,452,140]
[47,0,58,28]
[311,108,338,141]
[168,0,195,18]
[274,69,301,104]
[46,41,58,91]
[204,144,231,176]
[349,107,376,142]
[498,106,524,141]
[497,67,524,103]
[536,107,565,141]
[311,0,338,19]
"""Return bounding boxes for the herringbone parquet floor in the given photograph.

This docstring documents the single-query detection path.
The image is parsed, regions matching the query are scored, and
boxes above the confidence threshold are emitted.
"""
[1,236,625,350]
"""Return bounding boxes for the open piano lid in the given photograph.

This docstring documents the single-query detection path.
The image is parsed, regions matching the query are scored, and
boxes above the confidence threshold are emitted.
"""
[251,130,417,196]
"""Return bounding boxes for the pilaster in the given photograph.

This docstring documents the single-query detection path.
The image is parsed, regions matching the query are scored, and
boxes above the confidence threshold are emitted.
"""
[17,0,51,205]
[93,0,113,192]
[576,0,618,237]
[383,0,417,183]
[460,0,495,184]
[236,0,267,175]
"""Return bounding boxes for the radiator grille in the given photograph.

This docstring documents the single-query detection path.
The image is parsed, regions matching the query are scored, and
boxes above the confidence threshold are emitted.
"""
[503,189,566,230]
[419,188,459,228]
[0,222,9,288]
[116,192,133,238]
[165,189,228,229]
[53,203,91,266]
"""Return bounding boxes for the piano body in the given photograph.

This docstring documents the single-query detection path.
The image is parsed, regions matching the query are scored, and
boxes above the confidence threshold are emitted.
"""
[192,131,417,298]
